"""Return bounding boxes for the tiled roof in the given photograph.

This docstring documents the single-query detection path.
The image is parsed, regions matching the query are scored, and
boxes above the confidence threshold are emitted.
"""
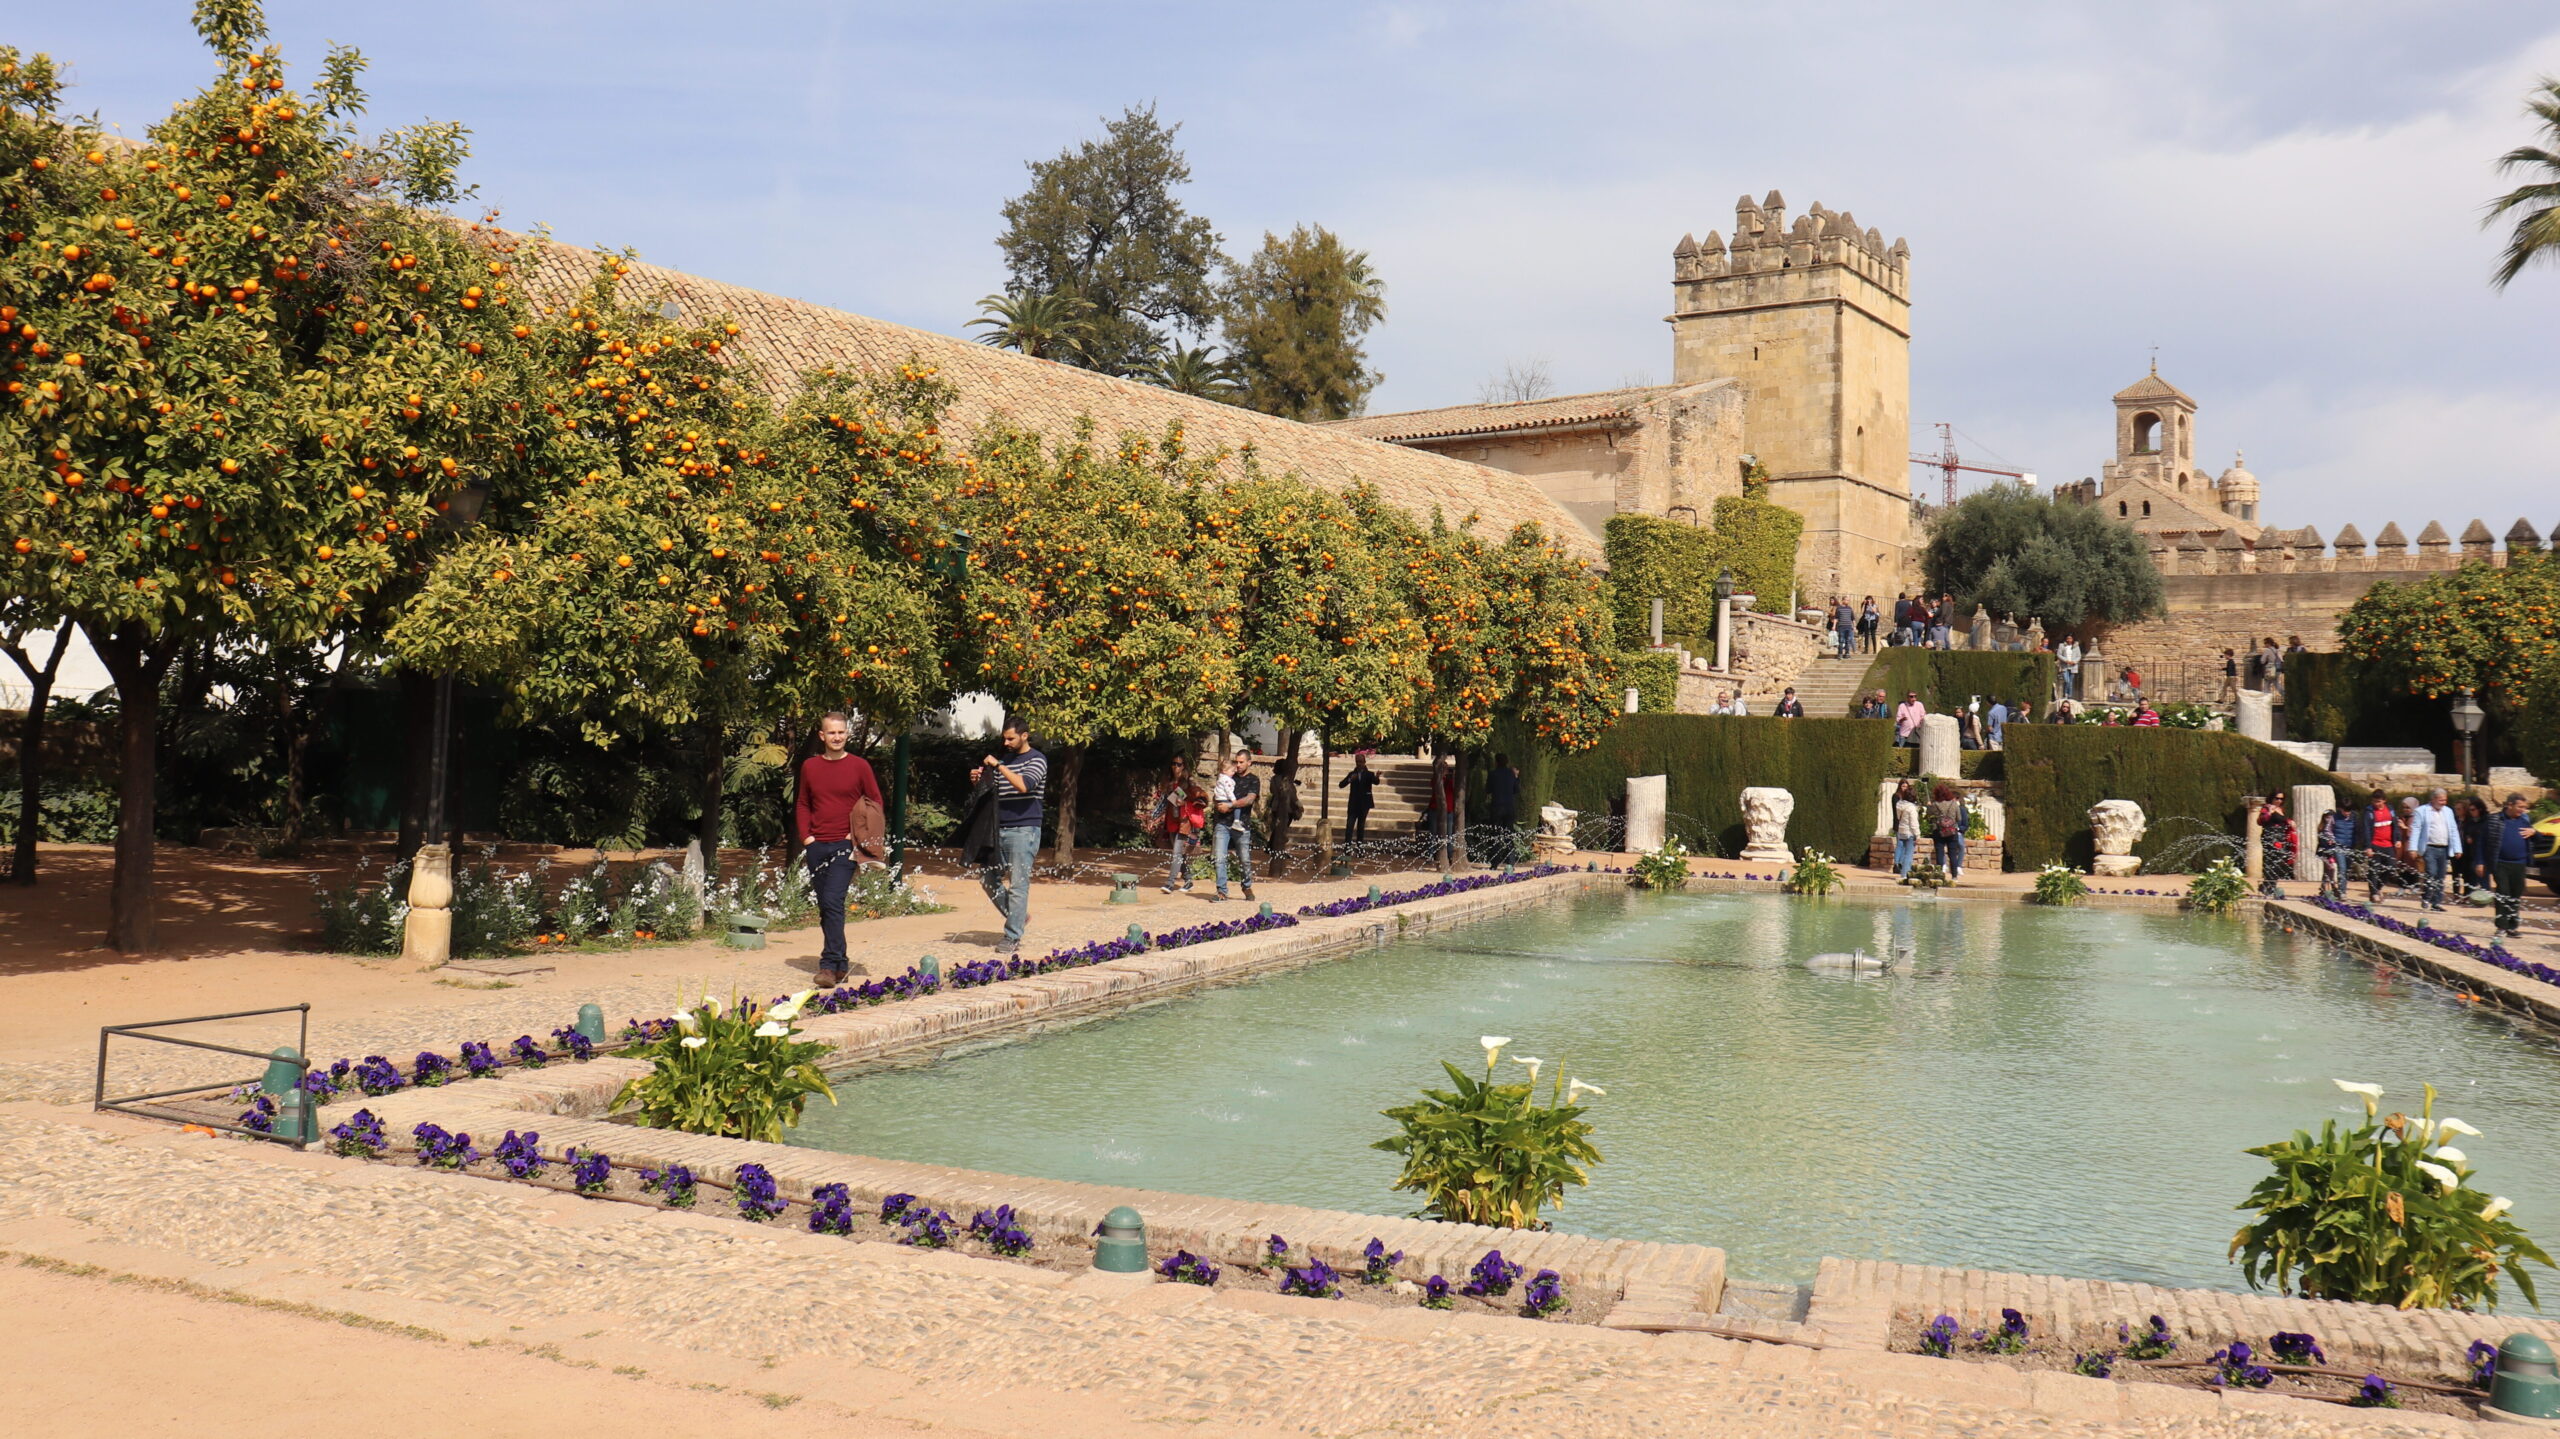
[2112,372,2196,406]
[1321,384,1676,444]
[514,243,1600,559]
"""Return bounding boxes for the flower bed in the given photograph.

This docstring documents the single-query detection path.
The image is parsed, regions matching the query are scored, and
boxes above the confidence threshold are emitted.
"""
[2308,895,2559,991]
[1294,864,1567,918]
[1890,1310,2487,1418]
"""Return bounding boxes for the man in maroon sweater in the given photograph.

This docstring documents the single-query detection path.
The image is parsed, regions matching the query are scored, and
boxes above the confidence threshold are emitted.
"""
[796,713,882,986]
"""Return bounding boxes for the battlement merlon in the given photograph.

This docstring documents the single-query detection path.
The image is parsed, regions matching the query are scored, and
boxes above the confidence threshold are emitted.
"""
[1671,194,1909,304]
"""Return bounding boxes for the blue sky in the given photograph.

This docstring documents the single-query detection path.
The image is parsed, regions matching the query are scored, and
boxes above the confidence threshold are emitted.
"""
[24,0,2560,543]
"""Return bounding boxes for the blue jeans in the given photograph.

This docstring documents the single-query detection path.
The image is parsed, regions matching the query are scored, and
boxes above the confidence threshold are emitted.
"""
[2061,668,2079,700]
[2421,844,2452,909]
[1835,628,1851,658]
[803,840,854,975]
[979,826,1038,950]
[1213,823,1254,895]
[1934,834,1965,877]
[1163,832,1197,890]
[1892,835,1916,875]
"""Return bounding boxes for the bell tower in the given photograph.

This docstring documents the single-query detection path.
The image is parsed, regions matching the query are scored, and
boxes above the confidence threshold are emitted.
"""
[2108,365,2198,491]
[1668,191,1912,596]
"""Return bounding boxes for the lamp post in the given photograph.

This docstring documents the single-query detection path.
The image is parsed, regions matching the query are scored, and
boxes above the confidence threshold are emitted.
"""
[2449,688,2485,785]
[1712,567,1735,673]
[403,479,491,968]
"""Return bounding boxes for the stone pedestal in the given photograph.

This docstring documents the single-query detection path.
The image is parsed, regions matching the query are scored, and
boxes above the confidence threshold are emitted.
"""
[2088,800,2146,877]
[1916,714,1960,779]
[1739,787,1795,863]
[2079,649,2108,704]
[1624,775,1667,854]
[2290,784,2335,883]
[2242,798,2264,883]
[401,842,455,968]
[2236,689,2273,742]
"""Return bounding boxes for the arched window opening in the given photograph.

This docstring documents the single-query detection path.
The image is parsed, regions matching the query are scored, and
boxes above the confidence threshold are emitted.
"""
[2131,411,2161,454]
[2118,501,2128,517]
[2141,500,2151,517]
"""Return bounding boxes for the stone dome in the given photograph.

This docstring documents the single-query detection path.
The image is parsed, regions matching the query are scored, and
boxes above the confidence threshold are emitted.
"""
[2216,450,2258,498]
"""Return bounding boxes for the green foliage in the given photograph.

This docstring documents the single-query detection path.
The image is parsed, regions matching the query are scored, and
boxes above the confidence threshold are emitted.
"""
[1601,499,1803,654]
[1631,835,1691,891]
[313,859,408,956]
[1784,849,1843,895]
[2030,861,2088,906]
[2155,701,2220,730]
[967,290,1097,361]
[2232,1081,2549,1310]
[2001,726,2367,871]
[1530,716,1895,863]
[2520,659,2560,787]
[1371,1050,1604,1229]
[2486,77,2560,290]
[613,990,837,1143]
[704,854,814,935]
[1901,859,1953,889]
[1919,487,2164,638]
[1141,344,1240,400]
[0,776,116,845]
[1858,647,2055,718]
[1709,494,1805,618]
[994,104,1226,376]
[1219,224,1384,421]
[2334,555,2560,757]
[1620,651,1677,714]
[2187,857,2249,913]
[311,850,546,958]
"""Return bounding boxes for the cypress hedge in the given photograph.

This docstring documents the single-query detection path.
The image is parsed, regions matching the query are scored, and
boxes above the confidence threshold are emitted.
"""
[1621,651,1679,714]
[1516,714,1895,860]
[1857,647,2056,718]
[2003,726,2369,871]
[1602,498,1806,653]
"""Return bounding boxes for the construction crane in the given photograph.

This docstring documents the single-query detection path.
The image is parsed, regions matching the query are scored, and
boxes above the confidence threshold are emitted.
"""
[1911,422,2035,506]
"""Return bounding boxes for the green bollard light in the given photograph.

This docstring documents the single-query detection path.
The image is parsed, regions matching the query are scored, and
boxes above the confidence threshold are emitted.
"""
[1366,885,1382,905]
[261,1047,315,1145]
[1126,923,1148,950]
[917,953,940,980]
[1257,902,1272,919]
[260,1045,302,1096]
[574,1003,606,1044]
[1092,1205,1149,1273]
[1108,872,1142,904]
[2487,1332,2560,1423]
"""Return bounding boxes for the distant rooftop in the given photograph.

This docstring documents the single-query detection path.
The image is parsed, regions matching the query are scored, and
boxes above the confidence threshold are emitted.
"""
[1322,384,1677,445]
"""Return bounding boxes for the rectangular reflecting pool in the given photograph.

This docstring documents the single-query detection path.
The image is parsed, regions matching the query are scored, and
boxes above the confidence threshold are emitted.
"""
[790,891,2560,1305]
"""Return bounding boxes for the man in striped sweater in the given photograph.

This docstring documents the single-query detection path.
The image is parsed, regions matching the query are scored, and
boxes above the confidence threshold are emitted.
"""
[972,717,1046,957]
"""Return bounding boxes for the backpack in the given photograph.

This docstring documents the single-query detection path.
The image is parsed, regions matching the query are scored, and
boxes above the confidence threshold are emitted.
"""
[1933,805,1960,840]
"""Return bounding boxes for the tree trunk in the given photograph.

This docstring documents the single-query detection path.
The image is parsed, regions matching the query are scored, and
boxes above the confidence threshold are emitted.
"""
[271,666,307,854]
[693,710,727,887]
[1315,737,1333,873]
[1052,743,1085,871]
[85,622,176,953]
[1452,745,1472,868]
[5,627,68,884]
[396,667,437,860]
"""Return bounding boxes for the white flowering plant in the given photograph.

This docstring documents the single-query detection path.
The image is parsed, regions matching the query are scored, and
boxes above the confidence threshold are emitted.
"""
[613,987,837,1142]
[1631,836,1692,892]
[2031,862,2088,907]
[2231,1080,2548,1311]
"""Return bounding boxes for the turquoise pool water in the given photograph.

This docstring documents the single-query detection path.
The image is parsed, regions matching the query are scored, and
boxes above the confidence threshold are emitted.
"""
[790,891,2560,1303]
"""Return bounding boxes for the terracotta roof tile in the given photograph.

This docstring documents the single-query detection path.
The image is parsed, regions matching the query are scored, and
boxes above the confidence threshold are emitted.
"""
[516,243,1599,559]
[1322,385,1675,443]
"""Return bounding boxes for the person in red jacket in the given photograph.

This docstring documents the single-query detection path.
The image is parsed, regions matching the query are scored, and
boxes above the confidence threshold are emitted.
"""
[795,713,882,987]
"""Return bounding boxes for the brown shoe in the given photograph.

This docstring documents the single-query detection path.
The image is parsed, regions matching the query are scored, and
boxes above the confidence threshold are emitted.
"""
[1242,883,1257,901]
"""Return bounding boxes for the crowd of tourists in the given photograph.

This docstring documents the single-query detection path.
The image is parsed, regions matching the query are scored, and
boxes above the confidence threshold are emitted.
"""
[2304,787,2541,936]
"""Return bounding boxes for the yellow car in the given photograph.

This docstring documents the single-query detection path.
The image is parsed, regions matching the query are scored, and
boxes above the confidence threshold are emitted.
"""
[2539,811,2560,897]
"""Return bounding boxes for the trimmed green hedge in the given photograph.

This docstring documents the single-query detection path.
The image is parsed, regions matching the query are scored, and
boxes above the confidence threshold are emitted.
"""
[1858,647,2056,718]
[1710,494,1804,614]
[1517,715,1895,860]
[1602,497,1805,653]
[2004,726,2369,871]
[1621,651,1678,715]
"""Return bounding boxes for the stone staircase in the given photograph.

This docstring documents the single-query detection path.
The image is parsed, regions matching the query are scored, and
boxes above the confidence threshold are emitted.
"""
[1787,651,1878,717]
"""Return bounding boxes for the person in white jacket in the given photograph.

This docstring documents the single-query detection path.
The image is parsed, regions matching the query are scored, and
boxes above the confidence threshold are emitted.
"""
[2406,788,2463,912]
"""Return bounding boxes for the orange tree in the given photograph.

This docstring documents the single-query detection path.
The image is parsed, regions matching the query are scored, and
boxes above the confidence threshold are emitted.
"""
[2335,554,2560,776]
[0,5,550,948]
[1188,472,1419,861]
[948,421,1236,867]
[388,270,950,876]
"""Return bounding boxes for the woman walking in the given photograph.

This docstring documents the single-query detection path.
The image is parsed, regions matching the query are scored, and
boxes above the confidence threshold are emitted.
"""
[1891,779,1920,877]
[1929,783,1967,879]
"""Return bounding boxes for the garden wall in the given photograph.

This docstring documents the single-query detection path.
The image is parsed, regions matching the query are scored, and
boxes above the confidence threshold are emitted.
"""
[1517,715,1896,860]
[2002,727,2368,871]
[1855,648,2056,717]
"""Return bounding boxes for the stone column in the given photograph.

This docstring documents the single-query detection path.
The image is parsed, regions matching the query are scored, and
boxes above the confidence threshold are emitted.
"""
[1624,775,1668,854]
[2236,689,2273,741]
[2079,649,2107,703]
[2242,797,2264,884]
[2290,784,2335,883]
[1916,713,1960,779]
[402,842,454,968]
[1713,597,1732,673]
[1738,787,1795,863]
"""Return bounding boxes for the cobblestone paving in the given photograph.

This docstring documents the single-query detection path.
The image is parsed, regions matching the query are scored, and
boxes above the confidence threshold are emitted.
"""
[0,1111,2460,1437]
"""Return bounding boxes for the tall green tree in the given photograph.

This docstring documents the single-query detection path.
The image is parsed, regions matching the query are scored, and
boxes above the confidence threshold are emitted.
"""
[995,105,1225,377]
[1920,486,2163,643]
[1220,225,1385,420]
[2488,77,2560,290]
[0,6,546,948]
[966,290,1095,361]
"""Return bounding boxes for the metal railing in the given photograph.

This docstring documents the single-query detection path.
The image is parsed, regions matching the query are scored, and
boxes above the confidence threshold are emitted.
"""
[95,1003,313,1148]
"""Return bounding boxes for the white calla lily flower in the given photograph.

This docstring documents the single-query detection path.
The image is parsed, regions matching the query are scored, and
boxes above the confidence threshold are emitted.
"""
[2430,1146,2467,1165]
[2332,1080,2383,1099]
[680,1035,707,1050]
[1568,1078,1607,1101]
[1480,1036,1511,1067]
[2439,1118,2482,1138]
[673,1011,697,1030]
[2415,1160,2460,1191]
[753,1020,791,1039]
[2482,1196,2514,1220]
[1514,1056,1544,1085]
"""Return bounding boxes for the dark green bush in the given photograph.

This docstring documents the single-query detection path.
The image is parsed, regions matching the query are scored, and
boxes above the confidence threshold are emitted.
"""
[1621,652,1678,714]
[2003,727,2368,871]
[0,777,118,845]
[1520,715,1895,859]
[1602,498,1805,653]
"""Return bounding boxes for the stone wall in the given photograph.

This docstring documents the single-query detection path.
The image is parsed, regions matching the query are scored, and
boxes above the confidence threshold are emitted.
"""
[1667,610,1827,711]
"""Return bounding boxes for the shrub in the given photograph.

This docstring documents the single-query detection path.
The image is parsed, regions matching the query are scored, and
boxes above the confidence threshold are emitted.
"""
[2188,857,2248,913]
[2002,725,2367,871]
[1620,650,1678,714]
[1902,860,1953,890]
[1372,1042,1604,1229]
[1523,714,1896,862]
[1631,836,1691,892]
[2230,1080,2550,1310]
[1784,849,1843,896]
[1858,647,2056,720]
[0,776,118,845]
[315,861,409,956]
[612,989,837,1141]
[2031,862,2088,906]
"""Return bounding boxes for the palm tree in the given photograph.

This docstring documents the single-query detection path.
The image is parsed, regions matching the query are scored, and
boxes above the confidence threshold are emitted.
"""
[2487,77,2560,290]
[967,291,1096,360]
[1144,345,1241,401]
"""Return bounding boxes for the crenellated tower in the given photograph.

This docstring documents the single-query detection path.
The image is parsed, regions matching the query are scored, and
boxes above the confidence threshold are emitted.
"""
[1669,191,1913,597]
